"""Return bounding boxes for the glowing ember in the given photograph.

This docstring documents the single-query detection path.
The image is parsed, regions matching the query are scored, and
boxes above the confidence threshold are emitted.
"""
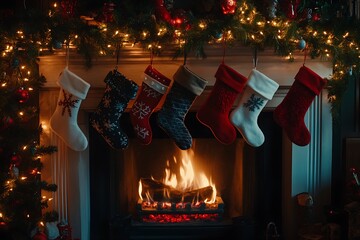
[142,213,220,223]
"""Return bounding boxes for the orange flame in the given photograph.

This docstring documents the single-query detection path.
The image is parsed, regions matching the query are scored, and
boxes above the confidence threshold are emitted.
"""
[139,149,217,204]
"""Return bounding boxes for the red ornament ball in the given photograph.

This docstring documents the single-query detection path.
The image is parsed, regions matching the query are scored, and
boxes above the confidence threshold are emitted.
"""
[171,9,190,29]
[15,87,29,103]
[155,0,190,29]
[11,154,22,167]
[0,116,14,131]
[221,0,237,15]
[32,232,47,240]
[312,12,321,21]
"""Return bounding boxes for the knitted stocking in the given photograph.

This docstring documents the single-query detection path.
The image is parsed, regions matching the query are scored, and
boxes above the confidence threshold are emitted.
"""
[90,70,138,149]
[273,65,327,146]
[157,65,207,150]
[230,69,279,147]
[50,67,90,151]
[196,63,248,145]
[130,65,171,145]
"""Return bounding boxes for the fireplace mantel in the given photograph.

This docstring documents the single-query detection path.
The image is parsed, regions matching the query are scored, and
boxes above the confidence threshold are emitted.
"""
[39,44,333,240]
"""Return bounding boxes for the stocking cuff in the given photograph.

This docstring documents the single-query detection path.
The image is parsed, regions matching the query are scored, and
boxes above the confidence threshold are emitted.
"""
[143,74,169,94]
[107,70,138,100]
[295,66,327,95]
[58,67,90,100]
[144,65,172,86]
[215,64,248,93]
[247,69,279,100]
[173,65,208,96]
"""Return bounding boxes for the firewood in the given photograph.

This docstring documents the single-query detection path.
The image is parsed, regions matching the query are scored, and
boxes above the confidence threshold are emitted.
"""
[140,178,213,203]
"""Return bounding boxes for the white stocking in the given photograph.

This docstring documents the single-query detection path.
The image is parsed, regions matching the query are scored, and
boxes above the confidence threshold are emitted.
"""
[50,67,90,151]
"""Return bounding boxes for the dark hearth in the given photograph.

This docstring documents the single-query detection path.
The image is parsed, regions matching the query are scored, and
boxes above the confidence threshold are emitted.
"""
[89,111,282,240]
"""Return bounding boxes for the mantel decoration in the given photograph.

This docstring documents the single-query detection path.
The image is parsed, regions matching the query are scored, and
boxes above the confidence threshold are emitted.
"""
[0,0,358,236]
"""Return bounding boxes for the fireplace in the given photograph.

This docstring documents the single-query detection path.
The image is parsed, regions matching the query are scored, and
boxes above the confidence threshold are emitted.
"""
[38,45,333,240]
[89,111,282,239]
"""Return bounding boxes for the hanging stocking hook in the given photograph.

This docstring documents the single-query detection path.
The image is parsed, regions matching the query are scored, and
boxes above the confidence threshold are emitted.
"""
[253,47,258,69]
[303,43,308,66]
[115,42,121,71]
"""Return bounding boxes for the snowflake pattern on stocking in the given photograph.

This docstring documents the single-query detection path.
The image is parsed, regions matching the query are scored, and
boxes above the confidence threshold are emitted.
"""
[134,125,150,139]
[102,95,111,108]
[143,84,161,98]
[58,90,79,117]
[103,119,117,131]
[244,94,264,112]
[132,101,151,119]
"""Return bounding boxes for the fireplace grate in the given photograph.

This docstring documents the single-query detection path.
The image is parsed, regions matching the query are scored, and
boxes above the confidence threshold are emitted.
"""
[137,197,224,224]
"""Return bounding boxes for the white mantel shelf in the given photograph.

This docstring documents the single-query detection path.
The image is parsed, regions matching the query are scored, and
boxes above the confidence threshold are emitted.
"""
[39,44,332,89]
[39,44,333,240]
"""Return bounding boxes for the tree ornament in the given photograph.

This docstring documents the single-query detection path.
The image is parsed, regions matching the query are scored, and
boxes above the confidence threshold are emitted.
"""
[312,12,321,21]
[268,0,278,18]
[15,87,30,103]
[60,0,77,19]
[32,232,47,240]
[221,0,237,15]
[298,38,306,50]
[45,221,60,240]
[11,154,22,167]
[0,116,14,131]
[53,41,63,49]
[171,9,190,29]
[281,0,301,19]
[155,0,189,28]
[9,164,19,179]
[11,58,20,68]
[213,32,223,40]
[57,221,72,240]
[155,0,173,24]
[102,2,116,23]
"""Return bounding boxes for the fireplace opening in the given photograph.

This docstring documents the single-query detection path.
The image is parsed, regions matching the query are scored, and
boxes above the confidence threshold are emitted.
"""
[89,111,282,240]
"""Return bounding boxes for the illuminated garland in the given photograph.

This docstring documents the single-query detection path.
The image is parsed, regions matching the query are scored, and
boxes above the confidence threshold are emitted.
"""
[0,0,359,118]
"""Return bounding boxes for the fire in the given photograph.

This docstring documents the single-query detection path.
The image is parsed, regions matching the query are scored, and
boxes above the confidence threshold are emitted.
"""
[138,149,217,205]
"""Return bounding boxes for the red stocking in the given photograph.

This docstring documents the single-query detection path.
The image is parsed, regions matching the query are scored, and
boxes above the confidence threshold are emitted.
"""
[130,65,171,145]
[196,63,248,145]
[273,65,327,146]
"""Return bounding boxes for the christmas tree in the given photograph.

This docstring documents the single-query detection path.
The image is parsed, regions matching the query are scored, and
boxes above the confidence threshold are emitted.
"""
[0,4,57,238]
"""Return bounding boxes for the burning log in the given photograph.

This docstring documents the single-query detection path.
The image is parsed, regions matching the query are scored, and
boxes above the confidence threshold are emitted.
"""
[140,178,213,203]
